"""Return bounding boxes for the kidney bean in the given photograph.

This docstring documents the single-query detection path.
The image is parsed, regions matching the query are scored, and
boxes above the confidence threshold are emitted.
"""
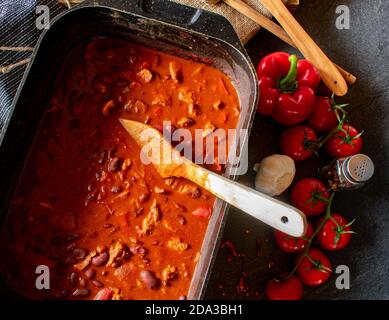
[108,157,121,172]
[65,233,80,243]
[73,248,88,261]
[177,215,187,225]
[92,73,112,95]
[85,269,95,279]
[66,243,76,252]
[72,288,90,298]
[89,232,98,239]
[114,92,128,106]
[129,246,147,255]
[134,207,144,217]
[108,147,117,158]
[91,279,104,288]
[91,252,109,267]
[140,270,158,289]
[70,272,79,286]
[178,295,187,300]
[138,193,150,203]
[115,78,129,87]
[94,288,113,300]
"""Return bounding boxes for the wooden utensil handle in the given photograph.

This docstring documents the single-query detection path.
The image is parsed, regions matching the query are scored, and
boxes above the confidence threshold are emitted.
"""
[259,0,348,95]
[184,165,307,237]
[225,0,357,85]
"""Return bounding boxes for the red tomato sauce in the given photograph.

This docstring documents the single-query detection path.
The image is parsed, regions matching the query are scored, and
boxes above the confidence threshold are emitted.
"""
[0,38,240,300]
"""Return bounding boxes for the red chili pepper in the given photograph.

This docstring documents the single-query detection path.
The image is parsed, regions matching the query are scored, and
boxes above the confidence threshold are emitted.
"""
[256,52,320,126]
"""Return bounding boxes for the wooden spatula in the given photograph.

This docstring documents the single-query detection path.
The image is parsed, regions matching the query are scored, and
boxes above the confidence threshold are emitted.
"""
[259,0,348,96]
[120,119,307,237]
[207,0,356,85]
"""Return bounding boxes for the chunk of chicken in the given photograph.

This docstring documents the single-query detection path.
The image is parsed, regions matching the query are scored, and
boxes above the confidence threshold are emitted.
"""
[169,62,183,83]
[114,262,135,281]
[107,241,129,268]
[137,68,153,83]
[124,99,148,114]
[176,117,195,128]
[161,265,178,285]
[74,250,97,271]
[166,237,188,252]
[152,94,172,107]
[177,88,195,104]
[139,200,161,235]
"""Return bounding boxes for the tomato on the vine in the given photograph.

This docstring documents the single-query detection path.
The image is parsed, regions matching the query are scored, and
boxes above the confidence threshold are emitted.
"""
[317,214,353,251]
[307,96,339,133]
[316,81,333,97]
[279,125,318,161]
[274,223,314,253]
[291,178,330,216]
[266,276,303,300]
[325,124,363,158]
[296,248,332,286]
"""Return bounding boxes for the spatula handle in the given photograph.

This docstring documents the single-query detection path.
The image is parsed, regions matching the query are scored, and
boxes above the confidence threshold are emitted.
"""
[185,166,307,237]
[259,0,348,96]
[224,0,357,85]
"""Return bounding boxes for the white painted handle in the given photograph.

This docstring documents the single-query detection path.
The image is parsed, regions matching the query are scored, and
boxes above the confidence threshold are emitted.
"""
[187,167,307,237]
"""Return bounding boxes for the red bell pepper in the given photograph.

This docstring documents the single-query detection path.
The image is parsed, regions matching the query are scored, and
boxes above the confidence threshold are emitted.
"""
[256,52,320,126]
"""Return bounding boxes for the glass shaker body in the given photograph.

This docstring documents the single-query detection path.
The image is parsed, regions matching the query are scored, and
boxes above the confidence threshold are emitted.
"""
[320,154,374,191]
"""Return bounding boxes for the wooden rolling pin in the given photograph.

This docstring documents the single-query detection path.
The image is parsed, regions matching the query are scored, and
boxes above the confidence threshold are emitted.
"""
[209,0,356,89]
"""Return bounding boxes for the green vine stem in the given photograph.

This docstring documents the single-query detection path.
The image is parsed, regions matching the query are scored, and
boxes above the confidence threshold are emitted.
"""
[283,192,336,280]
[316,114,347,150]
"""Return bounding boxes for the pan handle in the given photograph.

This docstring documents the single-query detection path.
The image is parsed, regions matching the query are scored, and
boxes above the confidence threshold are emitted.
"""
[88,0,244,51]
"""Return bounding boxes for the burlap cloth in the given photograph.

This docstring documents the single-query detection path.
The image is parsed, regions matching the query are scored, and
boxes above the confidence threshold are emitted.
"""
[171,0,276,44]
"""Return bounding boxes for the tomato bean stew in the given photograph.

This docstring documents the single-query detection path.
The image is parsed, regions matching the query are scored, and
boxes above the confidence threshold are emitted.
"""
[0,38,240,300]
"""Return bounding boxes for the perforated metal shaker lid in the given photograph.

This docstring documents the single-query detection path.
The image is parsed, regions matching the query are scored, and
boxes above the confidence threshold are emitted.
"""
[344,154,375,183]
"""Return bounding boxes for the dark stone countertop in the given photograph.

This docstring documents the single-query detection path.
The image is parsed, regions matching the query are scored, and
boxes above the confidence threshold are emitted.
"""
[205,0,389,300]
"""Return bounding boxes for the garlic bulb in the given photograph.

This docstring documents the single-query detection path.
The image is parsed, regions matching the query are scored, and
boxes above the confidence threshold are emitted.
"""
[253,154,296,196]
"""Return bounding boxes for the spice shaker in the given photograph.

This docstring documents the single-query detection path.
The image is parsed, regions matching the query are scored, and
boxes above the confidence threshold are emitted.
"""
[320,154,374,191]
